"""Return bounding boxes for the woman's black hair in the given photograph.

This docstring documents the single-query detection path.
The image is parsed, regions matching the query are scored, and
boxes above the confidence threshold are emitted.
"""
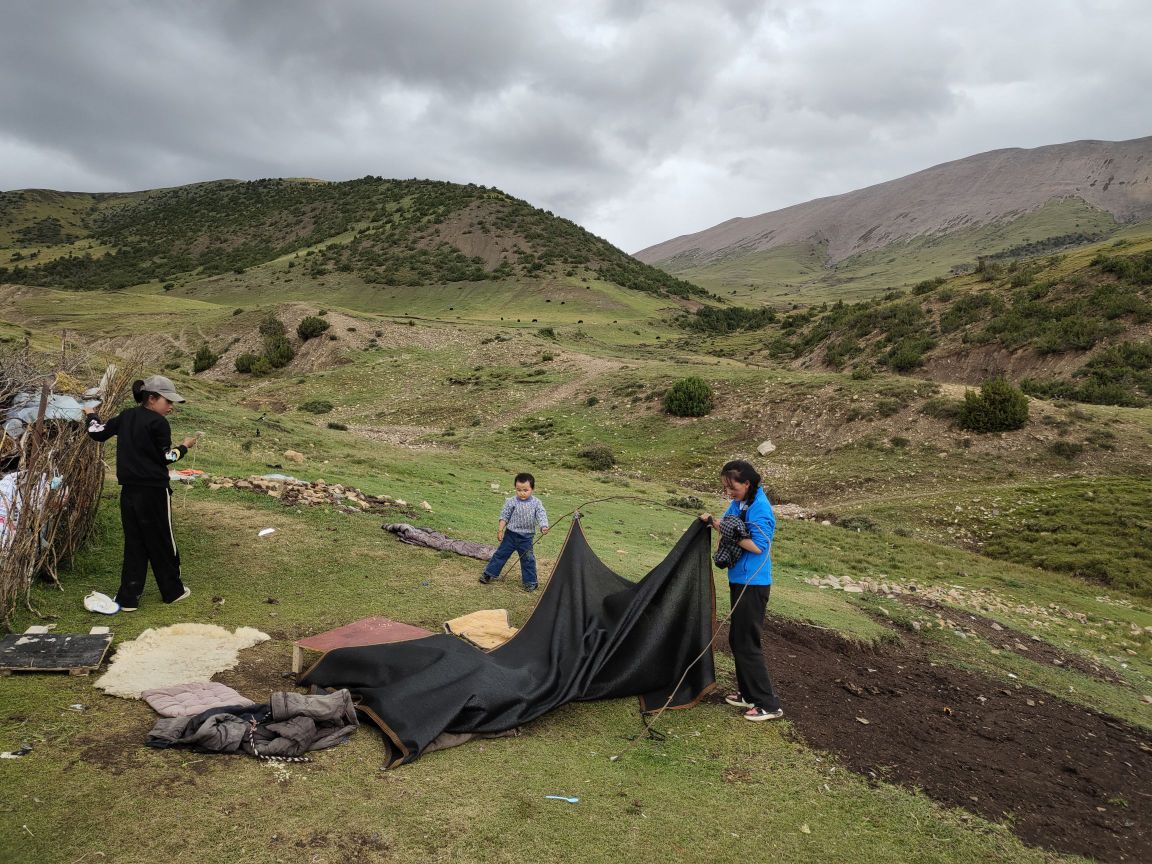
[720,459,760,504]
[131,380,159,404]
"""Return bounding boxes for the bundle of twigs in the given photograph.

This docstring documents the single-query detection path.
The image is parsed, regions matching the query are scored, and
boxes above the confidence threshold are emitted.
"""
[0,343,137,628]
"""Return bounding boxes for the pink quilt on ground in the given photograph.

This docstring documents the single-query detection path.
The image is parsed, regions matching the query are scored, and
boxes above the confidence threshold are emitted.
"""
[141,681,254,717]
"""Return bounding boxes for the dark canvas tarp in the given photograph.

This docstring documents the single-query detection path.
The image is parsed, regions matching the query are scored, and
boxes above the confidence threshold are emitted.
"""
[299,517,716,767]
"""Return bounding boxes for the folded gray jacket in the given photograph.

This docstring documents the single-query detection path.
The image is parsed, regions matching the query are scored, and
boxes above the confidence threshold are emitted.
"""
[147,689,358,757]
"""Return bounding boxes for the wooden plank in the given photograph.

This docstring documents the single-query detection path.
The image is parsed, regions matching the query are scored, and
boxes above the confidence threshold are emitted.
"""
[0,633,112,674]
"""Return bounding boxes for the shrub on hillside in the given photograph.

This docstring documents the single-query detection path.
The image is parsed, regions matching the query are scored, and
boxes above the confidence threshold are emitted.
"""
[258,315,285,337]
[920,397,962,420]
[234,352,260,373]
[1092,250,1152,285]
[297,315,331,340]
[912,277,946,295]
[248,356,273,377]
[884,336,936,373]
[1021,342,1151,407]
[958,377,1029,433]
[663,377,714,417]
[577,444,617,471]
[1049,440,1084,461]
[678,305,777,334]
[264,334,295,368]
[838,515,879,532]
[192,344,220,374]
[299,400,334,414]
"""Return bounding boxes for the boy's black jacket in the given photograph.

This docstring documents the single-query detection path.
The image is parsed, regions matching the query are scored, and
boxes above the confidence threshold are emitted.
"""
[87,405,186,487]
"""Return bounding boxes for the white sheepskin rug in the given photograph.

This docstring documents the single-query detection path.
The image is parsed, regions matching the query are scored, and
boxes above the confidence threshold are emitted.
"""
[95,623,270,699]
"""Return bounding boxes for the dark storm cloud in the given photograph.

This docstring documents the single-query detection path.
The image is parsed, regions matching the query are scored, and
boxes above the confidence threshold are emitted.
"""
[1,1,1149,250]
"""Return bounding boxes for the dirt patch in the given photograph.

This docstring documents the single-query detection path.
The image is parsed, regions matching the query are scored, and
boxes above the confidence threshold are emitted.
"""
[272,828,391,862]
[715,616,1152,863]
[212,639,297,699]
[71,729,143,775]
[352,424,445,449]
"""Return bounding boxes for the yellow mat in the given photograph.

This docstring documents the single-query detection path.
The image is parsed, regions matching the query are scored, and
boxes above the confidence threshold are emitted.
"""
[443,608,518,650]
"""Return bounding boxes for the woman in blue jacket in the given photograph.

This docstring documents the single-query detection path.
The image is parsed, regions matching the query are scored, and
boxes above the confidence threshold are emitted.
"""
[700,459,783,721]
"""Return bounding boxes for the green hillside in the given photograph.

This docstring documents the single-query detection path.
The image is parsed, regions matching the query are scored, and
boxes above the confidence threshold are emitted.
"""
[675,231,1152,408]
[0,178,707,300]
[664,199,1130,305]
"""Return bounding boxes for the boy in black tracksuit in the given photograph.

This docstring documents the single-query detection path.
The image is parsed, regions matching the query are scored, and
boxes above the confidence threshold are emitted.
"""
[85,375,198,611]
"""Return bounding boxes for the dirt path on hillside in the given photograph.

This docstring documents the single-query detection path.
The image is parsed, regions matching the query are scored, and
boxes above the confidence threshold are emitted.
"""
[713,617,1151,863]
[497,353,621,424]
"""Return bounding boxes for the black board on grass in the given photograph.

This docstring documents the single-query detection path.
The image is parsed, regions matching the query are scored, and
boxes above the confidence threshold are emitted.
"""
[0,632,112,676]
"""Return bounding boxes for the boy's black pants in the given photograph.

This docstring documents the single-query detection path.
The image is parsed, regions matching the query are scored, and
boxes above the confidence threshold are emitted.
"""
[116,485,184,607]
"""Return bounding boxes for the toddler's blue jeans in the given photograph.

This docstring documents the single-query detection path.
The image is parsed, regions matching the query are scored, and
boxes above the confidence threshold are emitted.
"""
[482,530,537,587]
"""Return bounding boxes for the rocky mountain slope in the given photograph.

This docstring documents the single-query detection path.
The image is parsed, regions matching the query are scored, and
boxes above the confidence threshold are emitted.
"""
[637,137,1152,269]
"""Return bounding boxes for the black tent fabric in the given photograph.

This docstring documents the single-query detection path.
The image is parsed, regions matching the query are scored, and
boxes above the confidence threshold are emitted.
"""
[299,517,716,767]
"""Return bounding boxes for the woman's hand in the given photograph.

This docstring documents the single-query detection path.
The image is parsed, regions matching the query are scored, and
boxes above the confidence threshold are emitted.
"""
[699,512,717,528]
[181,436,197,449]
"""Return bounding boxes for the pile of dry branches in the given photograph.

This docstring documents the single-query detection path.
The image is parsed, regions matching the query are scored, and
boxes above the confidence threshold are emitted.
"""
[0,344,136,627]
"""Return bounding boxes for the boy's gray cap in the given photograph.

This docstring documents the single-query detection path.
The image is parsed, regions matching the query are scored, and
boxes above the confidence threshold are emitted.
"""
[141,374,186,403]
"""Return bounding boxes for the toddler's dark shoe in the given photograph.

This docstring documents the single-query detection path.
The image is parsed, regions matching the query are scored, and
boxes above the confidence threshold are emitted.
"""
[478,574,495,584]
[522,583,538,592]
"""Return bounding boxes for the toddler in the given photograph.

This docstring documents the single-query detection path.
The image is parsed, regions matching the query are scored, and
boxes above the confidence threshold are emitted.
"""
[479,472,549,591]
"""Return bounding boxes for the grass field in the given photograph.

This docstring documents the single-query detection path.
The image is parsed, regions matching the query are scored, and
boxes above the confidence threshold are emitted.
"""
[5,479,1143,864]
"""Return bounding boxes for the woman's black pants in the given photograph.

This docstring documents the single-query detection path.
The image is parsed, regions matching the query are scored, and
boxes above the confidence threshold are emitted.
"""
[728,582,782,712]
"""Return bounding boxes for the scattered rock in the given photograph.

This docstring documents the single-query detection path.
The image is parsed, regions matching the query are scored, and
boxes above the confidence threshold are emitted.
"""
[757,440,776,456]
[204,474,412,514]
[283,450,305,463]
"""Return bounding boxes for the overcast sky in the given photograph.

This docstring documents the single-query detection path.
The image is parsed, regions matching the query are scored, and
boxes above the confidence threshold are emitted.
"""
[2,1,1149,252]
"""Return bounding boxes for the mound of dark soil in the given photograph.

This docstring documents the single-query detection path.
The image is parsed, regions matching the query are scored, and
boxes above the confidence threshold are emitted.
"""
[715,616,1151,863]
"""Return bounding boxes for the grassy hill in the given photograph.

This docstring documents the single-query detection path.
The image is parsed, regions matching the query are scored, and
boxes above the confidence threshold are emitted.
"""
[1,176,1150,864]
[0,178,707,300]
[675,230,1152,408]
